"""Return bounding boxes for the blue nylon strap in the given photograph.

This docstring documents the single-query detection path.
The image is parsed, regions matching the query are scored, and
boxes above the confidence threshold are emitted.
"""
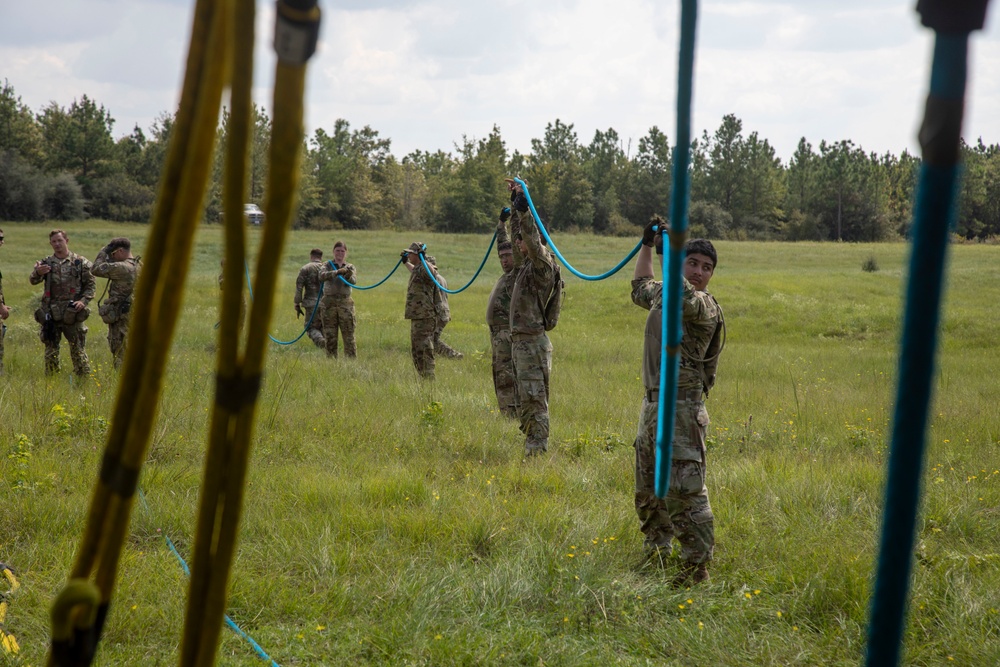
[337,258,404,290]
[865,31,969,667]
[417,231,498,294]
[164,536,281,667]
[654,0,698,499]
[512,178,645,281]
[243,261,323,346]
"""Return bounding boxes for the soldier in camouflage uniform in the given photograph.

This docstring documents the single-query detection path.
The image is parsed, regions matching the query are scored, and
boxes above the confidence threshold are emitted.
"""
[632,218,724,587]
[294,248,325,349]
[488,210,517,418]
[504,179,558,456]
[0,230,9,374]
[425,255,463,360]
[91,237,141,370]
[29,229,95,376]
[318,241,357,358]
[402,241,444,379]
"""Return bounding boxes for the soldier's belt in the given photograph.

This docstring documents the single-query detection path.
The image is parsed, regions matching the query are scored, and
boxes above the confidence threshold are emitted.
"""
[646,387,703,403]
[511,331,545,342]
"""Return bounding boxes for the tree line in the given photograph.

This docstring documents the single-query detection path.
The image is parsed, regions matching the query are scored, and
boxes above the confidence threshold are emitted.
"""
[2,78,999,241]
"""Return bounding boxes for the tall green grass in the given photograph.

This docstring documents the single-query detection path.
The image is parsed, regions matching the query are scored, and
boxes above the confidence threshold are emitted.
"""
[1,223,999,665]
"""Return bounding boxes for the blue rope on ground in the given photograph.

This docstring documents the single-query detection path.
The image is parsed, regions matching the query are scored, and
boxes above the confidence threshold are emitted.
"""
[865,30,970,667]
[243,262,322,346]
[164,537,281,667]
[654,0,698,498]
[336,258,404,290]
[136,490,281,667]
[418,232,498,294]
[512,178,644,281]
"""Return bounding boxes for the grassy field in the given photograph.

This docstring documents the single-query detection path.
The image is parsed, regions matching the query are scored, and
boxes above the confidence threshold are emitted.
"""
[1,222,998,666]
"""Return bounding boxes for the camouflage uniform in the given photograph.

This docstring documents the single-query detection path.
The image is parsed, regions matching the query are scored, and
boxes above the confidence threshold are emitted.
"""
[295,259,325,348]
[507,199,557,455]
[404,247,443,379]
[29,252,95,376]
[632,275,722,565]
[91,248,140,369]
[426,256,462,360]
[318,261,357,358]
[488,230,517,418]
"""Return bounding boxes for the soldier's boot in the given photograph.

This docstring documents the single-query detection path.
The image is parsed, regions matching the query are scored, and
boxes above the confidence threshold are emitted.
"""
[436,342,463,359]
[671,561,709,588]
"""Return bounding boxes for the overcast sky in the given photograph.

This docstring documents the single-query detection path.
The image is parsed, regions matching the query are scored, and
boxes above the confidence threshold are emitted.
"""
[1,0,997,163]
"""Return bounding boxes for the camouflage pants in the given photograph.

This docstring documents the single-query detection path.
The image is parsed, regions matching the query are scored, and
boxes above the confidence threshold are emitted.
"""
[410,317,436,379]
[40,320,91,376]
[108,317,129,370]
[433,318,463,359]
[0,322,5,374]
[490,327,517,417]
[512,333,552,453]
[634,390,714,564]
[303,300,325,348]
[321,297,356,358]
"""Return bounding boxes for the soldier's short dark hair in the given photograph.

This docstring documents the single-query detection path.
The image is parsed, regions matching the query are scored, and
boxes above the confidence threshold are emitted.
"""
[49,229,68,241]
[685,238,718,269]
[310,248,323,258]
[497,241,513,254]
[108,237,131,253]
[333,241,347,251]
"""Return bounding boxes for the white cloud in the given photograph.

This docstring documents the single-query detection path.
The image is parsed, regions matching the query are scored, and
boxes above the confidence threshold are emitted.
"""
[1,0,997,163]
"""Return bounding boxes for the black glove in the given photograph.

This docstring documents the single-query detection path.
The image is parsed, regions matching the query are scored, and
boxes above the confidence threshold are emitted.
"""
[400,250,409,260]
[499,207,511,223]
[295,304,304,318]
[642,216,662,247]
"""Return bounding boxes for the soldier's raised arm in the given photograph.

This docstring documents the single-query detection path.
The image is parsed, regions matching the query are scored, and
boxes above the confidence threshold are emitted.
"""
[91,247,132,281]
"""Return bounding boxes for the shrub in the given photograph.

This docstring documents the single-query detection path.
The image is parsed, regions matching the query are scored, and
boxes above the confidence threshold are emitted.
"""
[43,173,85,220]
[862,255,879,272]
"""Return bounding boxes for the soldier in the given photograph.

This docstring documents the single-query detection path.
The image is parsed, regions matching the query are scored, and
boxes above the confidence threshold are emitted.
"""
[29,229,95,376]
[317,241,357,358]
[488,209,517,417]
[0,229,9,375]
[294,248,325,349]
[91,237,141,370]
[425,255,463,360]
[402,241,442,379]
[631,217,724,587]
[505,178,558,456]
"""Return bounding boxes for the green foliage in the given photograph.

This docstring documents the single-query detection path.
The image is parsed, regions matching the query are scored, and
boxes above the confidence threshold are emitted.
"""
[862,255,880,272]
[7,433,35,490]
[421,401,444,428]
[3,76,1000,241]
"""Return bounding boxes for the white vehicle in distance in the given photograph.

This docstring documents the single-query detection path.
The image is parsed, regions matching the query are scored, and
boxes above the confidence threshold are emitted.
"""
[244,203,264,225]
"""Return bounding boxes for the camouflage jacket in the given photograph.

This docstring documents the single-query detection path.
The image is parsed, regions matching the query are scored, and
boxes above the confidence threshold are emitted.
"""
[433,271,450,323]
[404,260,442,320]
[632,276,722,393]
[91,249,140,306]
[486,222,514,329]
[0,266,4,306]
[507,208,557,336]
[29,252,96,319]
[294,260,324,307]
[318,262,356,299]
